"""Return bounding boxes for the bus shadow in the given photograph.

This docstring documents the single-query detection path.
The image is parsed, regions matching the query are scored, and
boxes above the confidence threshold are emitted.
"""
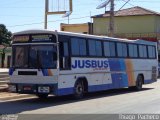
[0,87,153,114]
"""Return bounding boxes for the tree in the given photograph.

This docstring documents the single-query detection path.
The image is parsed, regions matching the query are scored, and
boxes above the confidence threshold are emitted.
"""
[0,24,12,45]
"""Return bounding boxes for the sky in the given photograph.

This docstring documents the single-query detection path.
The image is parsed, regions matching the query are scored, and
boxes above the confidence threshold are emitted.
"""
[0,0,160,33]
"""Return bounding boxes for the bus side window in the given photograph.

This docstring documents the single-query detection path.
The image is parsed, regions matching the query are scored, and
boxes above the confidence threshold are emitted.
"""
[59,41,71,70]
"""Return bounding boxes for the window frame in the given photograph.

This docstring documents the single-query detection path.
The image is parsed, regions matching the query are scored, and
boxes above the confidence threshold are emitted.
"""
[103,41,116,58]
[147,45,156,59]
[88,39,103,57]
[138,44,148,59]
[71,37,87,57]
[128,43,138,58]
[116,42,128,58]
[60,34,157,60]
[58,35,71,70]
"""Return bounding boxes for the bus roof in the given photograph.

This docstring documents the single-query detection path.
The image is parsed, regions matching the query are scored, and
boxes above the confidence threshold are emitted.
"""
[13,29,157,46]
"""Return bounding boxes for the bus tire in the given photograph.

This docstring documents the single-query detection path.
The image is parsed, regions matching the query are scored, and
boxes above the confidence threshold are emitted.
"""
[36,94,48,99]
[134,75,143,91]
[73,80,84,99]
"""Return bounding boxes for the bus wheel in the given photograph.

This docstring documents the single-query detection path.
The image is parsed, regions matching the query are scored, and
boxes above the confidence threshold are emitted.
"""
[135,75,143,91]
[73,80,84,99]
[36,94,48,99]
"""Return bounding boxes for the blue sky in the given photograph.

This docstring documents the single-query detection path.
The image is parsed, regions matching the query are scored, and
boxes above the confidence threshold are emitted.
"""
[0,0,160,33]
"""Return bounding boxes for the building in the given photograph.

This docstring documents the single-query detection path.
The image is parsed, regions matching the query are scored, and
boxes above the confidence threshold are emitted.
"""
[0,45,4,68]
[60,22,93,34]
[0,45,11,68]
[92,6,160,42]
[3,47,11,68]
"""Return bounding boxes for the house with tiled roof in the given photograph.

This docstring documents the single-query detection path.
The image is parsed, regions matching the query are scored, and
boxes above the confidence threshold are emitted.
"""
[92,6,160,42]
[60,22,93,34]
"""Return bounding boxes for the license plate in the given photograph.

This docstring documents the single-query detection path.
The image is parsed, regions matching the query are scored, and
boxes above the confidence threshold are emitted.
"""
[38,86,50,93]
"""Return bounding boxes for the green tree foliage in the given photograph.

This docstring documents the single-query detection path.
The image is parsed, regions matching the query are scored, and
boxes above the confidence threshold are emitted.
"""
[0,24,12,45]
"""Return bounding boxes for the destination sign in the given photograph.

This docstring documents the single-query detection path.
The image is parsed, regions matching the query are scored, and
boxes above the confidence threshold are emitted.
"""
[13,35,30,42]
[31,34,53,42]
[12,34,55,43]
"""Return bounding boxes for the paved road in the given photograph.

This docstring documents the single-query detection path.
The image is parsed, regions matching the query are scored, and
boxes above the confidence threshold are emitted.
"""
[0,80,160,115]
[0,72,9,91]
[0,72,9,81]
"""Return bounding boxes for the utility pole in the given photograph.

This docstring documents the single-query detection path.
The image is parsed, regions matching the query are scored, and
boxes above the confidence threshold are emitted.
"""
[109,0,114,37]
[44,0,49,29]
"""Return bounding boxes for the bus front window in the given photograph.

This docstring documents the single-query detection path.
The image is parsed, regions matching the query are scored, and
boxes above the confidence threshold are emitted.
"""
[13,45,57,69]
[13,46,28,68]
[29,45,57,69]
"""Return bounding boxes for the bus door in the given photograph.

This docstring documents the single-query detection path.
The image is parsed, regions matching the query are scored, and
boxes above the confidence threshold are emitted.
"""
[59,35,71,70]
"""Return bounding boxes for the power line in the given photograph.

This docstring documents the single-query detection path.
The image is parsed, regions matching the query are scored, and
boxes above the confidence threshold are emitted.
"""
[118,0,132,11]
[121,0,135,7]
[4,0,160,29]
[0,10,104,18]
[7,16,90,28]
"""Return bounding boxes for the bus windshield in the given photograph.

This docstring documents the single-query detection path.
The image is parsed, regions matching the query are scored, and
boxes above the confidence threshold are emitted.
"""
[13,45,57,69]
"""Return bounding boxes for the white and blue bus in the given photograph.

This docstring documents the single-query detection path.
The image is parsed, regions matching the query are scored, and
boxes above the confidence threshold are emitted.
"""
[9,29,158,99]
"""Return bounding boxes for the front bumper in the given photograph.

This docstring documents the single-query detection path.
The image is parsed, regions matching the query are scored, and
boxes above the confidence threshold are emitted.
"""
[8,83,57,95]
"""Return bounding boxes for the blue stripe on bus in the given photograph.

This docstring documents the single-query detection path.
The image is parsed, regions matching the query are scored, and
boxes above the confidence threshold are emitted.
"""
[144,79,157,84]
[9,68,14,75]
[88,78,127,92]
[57,87,74,96]
[57,79,156,96]
[121,73,129,87]
[57,75,129,95]
[108,59,121,71]
[13,78,156,96]
[119,59,126,71]
[108,59,126,71]
[108,59,129,87]
[42,69,49,76]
